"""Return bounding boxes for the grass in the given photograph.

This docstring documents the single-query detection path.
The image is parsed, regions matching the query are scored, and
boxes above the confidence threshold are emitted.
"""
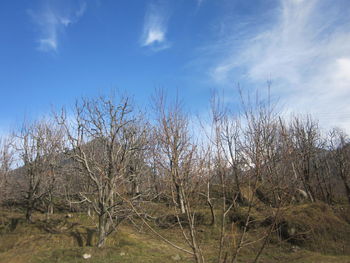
[0,210,192,263]
[0,203,349,263]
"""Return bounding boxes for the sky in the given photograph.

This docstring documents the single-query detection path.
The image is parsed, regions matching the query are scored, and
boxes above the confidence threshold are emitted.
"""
[1,0,350,135]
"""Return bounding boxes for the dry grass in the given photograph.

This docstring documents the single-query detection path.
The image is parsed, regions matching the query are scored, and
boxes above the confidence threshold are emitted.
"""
[0,203,349,263]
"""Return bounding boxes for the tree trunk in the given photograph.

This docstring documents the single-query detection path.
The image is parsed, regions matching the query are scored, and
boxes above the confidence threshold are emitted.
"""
[26,206,33,222]
[176,184,186,214]
[131,176,140,198]
[46,203,54,220]
[206,181,215,226]
[49,204,54,214]
[97,212,107,248]
[152,169,160,199]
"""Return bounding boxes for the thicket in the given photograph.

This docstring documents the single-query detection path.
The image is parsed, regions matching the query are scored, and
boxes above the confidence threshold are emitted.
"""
[0,89,349,263]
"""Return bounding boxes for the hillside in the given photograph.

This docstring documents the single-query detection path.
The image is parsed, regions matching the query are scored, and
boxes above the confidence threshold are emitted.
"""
[1,201,350,263]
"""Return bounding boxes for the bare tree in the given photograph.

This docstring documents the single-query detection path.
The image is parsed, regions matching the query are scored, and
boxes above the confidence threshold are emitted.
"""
[148,129,163,200]
[153,91,190,214]
[57,94,148,247]
[230,91,276,263]
[0,136,13,204]
[209,88,290,263]
[289,116,323,202]
[15,119,64,222]
[328,128,350,204]
[152,90,205,263]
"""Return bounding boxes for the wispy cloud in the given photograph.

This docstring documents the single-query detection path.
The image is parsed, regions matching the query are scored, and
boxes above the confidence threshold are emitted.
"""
[29,1,86,52]
[196,0,204,8]
[141,1,170,51]
[205,0,350,131]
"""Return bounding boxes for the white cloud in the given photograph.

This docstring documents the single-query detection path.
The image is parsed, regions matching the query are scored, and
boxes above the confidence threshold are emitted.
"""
[144,28,165,46]
[141,2,170,51]
[29,1,86,52]
[207,0,350,132]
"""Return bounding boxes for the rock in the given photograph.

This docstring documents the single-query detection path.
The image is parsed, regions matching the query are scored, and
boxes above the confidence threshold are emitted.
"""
[295,189,309,202]
[82,253,91,259]
[279,221,296,240]
[120,252,126,256]
[289,227,296,236]
[277,220,308,245]
[228,208,258,230]
[171,254,181,261]
[291,245,300,252]
[65,213,73,219]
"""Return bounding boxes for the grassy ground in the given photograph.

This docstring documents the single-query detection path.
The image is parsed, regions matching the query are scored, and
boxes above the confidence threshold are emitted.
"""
[0,210,193,263]
[0,204,349,263]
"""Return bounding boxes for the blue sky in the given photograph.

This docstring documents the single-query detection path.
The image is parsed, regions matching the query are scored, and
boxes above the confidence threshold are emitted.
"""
[1,0,350,134]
